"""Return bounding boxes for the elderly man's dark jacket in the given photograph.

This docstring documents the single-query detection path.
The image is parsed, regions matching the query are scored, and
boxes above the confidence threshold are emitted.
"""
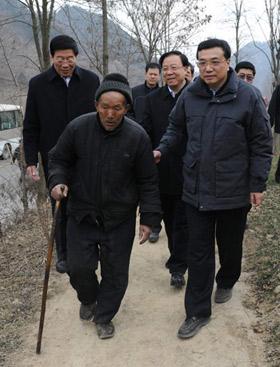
[141,85,187,195]
[158,69,272,211]
[268,84,280,133]
[48,113,161,231]
[23,65,100,173]
[132,82,159,122]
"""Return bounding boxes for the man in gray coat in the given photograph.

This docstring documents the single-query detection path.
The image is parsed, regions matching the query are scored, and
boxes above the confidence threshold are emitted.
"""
[154,39,272,339]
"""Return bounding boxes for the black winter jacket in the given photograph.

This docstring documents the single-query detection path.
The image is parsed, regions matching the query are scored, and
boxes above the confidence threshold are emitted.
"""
[23,66,100,173]
[158,69,272,211]
[268,84,280,133]
[141,85,187,195]
[48,113,161,231]
[132,82,159,122]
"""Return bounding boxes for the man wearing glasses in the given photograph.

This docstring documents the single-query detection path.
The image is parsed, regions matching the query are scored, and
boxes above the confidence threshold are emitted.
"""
[141,51,189,290]
[154,39,272,338]
[235,61,255,84]
[23,35,100,273]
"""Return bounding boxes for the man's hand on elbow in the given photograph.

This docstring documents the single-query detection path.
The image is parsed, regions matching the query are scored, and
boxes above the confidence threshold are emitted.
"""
[153,150,161,164]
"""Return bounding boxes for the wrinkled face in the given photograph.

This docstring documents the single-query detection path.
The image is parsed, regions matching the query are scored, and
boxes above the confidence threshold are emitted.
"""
[185,65,194,82]
[145,68,160,88]
[162,55,187,92]
[52,49,77,77]
[96,92,128,131]
[197,47,230,90]
[236,68,254,84]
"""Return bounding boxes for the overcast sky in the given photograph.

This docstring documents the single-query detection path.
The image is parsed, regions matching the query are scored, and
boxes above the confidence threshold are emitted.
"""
[185,1,269,61]
[202,1,267,44]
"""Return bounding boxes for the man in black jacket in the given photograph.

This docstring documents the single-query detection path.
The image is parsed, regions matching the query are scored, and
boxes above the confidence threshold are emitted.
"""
[132,62,161,243]
[23,35,100,273]
[154,39,272,338]
[132,62,161,123]
[48,74,161,340]
[268,84,280,183]
[141,51,189,289]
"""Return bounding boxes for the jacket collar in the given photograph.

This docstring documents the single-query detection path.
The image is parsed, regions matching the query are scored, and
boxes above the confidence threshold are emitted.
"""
[96,113,125,136]
[144,81,159,91]
[188,68,239,100]
[47,65,82,82]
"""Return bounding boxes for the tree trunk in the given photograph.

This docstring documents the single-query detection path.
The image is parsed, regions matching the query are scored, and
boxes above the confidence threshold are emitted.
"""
[102,0,109,75]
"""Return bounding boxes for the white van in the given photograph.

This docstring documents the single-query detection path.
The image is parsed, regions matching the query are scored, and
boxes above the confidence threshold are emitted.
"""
[0,104,23,159]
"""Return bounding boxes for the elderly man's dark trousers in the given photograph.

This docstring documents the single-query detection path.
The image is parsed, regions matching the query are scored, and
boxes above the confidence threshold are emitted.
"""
[161,194,188,274]
[66,215,135,324]
[184,204,249,318]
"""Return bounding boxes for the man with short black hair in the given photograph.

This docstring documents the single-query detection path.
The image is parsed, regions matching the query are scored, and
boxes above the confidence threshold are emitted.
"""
[235,61,256,84]
[141,50,189,289]
[48,73,161,339]
[132,62,161,122]
[23,35,100,273]
[132,62,161,243]
[154,38,272,338]
[185,62,195,82]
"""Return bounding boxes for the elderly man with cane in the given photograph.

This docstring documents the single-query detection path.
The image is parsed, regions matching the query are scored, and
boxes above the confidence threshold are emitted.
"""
[48,73,161,339]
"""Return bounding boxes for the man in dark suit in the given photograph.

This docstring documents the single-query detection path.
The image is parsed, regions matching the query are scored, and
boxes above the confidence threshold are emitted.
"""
[141,51,189,289]
[132,62,161,123]
[23,35,100,273]
[268,84,280,183]
[132,62,161,243]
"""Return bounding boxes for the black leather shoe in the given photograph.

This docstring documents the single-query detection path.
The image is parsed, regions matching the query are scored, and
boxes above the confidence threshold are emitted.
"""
[56,259,68,274]
[149,232,159,243]
[214,287,233,303]
[177,317,210,339]
[96,321,115,339]
[79,303,96,321]
[170,273,186,289]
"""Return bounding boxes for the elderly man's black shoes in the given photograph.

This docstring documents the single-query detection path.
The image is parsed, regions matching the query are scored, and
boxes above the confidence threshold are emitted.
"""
[170,273,186,289]
[79,303,96,321]
[96,321,115,339]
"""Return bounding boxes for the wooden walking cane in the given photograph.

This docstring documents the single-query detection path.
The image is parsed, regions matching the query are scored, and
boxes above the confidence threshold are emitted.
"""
[36,186,64,354]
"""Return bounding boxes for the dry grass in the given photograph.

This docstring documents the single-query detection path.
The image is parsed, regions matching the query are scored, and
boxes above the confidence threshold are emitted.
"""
[245,156,280,366]
[0,208,60,367]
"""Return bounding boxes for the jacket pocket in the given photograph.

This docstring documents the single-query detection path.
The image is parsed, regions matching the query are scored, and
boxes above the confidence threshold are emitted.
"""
[183,155,197,194]
[215,160,249,198]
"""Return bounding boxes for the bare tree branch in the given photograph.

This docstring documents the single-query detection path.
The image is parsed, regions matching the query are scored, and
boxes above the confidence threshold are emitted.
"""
[14,0,56,71]
[0,38,18,87]
[246,0,280,84]
[112,0,211,62]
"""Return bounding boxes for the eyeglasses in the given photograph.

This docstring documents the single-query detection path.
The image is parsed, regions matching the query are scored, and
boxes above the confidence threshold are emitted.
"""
[162,65,183,73]
[196,59,226,69]
[54,56,76,64]
[238,73,254,82]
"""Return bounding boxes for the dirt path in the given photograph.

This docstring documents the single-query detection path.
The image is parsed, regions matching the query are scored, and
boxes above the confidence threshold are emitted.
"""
[6,231,267,367]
